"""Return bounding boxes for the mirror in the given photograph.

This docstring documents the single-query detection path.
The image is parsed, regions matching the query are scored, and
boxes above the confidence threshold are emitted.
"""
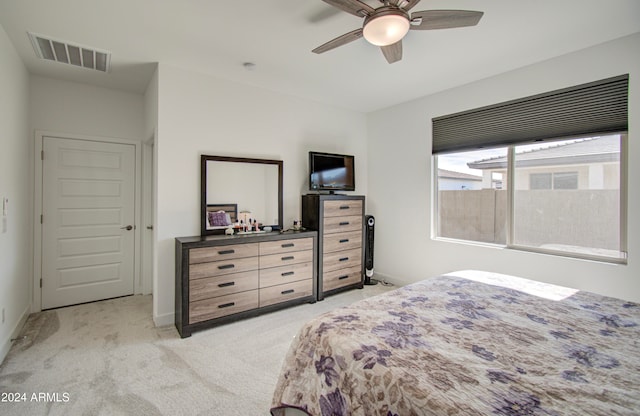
[201,155,283,235]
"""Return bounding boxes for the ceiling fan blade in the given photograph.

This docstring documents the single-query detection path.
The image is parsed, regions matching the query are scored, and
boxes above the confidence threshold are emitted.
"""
[381,40,402,64]
[321,0,375,17]
[399,0,422,11]
[312,28,363,54]
[410,10,484,30]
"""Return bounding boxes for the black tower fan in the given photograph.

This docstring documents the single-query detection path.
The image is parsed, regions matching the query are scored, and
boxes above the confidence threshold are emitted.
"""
[364,215,377,285]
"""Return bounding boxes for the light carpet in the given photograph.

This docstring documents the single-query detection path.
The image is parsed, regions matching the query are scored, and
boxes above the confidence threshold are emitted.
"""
[0,284,393,416]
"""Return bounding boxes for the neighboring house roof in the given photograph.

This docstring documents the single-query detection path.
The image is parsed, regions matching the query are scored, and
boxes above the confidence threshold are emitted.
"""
[467,136,620,169]
[438,169,482,181]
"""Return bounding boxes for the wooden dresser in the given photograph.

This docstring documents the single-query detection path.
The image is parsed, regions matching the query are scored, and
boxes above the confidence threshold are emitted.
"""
[175,231,317,337]
[302,194,364,300]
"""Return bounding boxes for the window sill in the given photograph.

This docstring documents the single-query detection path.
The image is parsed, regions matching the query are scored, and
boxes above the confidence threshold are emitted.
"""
[433,237,627,265]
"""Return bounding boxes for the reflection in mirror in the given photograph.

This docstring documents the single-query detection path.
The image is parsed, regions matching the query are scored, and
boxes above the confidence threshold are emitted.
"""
[201,155,283,236]
[207,161,279,224]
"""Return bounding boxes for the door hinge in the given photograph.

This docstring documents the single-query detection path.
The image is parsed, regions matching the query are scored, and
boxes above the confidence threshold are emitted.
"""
[40,278,42,288]
[41,150,44,160]
[40,214,43,224]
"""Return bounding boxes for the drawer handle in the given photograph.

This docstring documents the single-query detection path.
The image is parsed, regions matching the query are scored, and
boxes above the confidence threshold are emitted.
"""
[218,264,235,270]
[281,243,295,248]
[218,302,235,309]
[339,257,349,262]
[281,289,295,295]
[338,275,349,280]
[339,239,349,243]
[339,221,350,226]
[218,249,235,255]
[339,205,350,210]
[281,271,295,277]
[218,281,235,288]
[281,256,295,261]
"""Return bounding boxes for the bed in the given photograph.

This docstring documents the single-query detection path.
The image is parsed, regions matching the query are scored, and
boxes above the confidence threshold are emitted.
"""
[270,270,640,415]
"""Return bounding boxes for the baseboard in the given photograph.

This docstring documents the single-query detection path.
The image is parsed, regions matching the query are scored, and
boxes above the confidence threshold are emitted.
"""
[0,303,31,366]
[153,311,174,327]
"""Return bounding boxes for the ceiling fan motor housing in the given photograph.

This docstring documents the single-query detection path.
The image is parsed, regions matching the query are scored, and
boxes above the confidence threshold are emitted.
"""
[362,6,410,46]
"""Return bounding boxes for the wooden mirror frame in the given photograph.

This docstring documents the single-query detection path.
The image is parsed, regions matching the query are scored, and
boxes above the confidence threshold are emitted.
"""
[201,155,283,236]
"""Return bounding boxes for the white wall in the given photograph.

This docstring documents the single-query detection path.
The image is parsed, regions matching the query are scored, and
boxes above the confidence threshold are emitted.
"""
[30,76,145,141]
[0,24,30,364]
[144,67,159,141]
[154,64,367,325]
[367,32,640,302]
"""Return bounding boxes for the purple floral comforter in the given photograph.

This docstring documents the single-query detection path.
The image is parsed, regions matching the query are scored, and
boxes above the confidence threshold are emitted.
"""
[270,271,640,416]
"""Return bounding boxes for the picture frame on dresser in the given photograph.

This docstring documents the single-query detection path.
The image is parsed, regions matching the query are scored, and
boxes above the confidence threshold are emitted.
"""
[205,203,237,232]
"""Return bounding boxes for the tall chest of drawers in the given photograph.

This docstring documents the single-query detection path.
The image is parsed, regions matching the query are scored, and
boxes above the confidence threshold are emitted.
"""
[175,231,317,337]
[302,194,364,300]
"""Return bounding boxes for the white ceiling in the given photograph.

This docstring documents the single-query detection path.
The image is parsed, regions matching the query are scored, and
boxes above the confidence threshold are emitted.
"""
[1,0,639,113]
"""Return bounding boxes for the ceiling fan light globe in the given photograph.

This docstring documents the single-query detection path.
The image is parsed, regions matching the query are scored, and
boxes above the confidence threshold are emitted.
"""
[363,14,410,46]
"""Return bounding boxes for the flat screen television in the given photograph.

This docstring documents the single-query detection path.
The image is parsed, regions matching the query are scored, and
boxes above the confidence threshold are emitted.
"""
[309,151,355,192]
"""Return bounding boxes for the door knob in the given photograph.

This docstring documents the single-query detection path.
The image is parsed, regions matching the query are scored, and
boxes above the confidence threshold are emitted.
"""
[121,225,133,231]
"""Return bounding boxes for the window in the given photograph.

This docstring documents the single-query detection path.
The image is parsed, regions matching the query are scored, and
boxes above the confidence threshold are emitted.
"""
[530,172,578,190]
[436,148,507,245]
[530,173,552,190]
[552,172,578,190]
[432,75,628,263]
[513,136,622,259]
[435,134,625,262]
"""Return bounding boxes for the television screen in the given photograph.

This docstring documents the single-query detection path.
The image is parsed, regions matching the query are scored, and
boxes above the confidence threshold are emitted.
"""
[309,152,355,192]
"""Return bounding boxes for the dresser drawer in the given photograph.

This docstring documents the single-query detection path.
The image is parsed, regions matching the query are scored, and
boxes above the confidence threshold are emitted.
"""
[323,230,362,254]
[189,243,259,264]
[189,256,259,280]
[323,200,363,218]
[322,247,362,272]
[260,237,313,256]
[323,215,362,234]
[259,261,313,288]
[189,290,259,323]
[323,266,362,292]
[259,279,313,307]
[260,249,313,269]
[189,270,259,302]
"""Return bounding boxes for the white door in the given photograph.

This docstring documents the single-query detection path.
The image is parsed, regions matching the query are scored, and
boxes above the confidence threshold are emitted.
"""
[41,136,136,309]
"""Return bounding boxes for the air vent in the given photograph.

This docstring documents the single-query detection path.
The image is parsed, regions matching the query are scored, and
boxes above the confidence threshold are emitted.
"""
[28,32,111,72]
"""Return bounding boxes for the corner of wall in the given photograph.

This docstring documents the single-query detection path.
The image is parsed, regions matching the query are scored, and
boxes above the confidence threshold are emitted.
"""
[0,21,32,367]
[0,303,31,365]
[153,311,174,328]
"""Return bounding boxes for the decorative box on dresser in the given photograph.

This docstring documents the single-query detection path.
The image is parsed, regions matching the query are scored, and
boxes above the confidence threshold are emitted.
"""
[302,194,364,300]
[175,231,317,338]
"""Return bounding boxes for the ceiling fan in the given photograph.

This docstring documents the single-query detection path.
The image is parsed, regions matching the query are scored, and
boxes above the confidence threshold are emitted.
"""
[312,0,484,64]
